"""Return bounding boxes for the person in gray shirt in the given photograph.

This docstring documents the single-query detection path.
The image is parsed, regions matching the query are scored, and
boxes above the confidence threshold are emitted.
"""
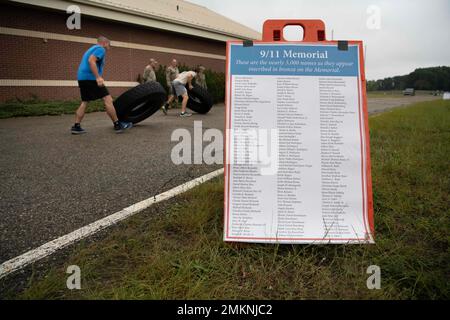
[164,59,179,110]
[196,65,207,90]
[142,58,158,83]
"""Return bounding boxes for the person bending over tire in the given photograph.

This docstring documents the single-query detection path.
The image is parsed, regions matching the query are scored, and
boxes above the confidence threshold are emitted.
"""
[71,36,132,134]
[162,71,196,118]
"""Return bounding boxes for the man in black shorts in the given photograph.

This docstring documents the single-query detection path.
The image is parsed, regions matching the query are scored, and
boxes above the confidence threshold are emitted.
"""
[72,36,132,134]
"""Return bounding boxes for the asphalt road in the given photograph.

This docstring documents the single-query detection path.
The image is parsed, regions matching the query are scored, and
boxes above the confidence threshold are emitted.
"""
[0,107,224,262]
[366,95,439,114]
[0,95,440,262]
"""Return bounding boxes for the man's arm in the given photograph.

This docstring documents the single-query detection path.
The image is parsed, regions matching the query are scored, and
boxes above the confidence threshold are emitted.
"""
[88,54,103,86]
[142,66,151,82]
[187,74,194,90]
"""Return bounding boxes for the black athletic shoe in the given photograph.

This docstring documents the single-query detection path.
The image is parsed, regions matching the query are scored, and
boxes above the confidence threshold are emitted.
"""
[71,125,86,134]
[114,121,133,133]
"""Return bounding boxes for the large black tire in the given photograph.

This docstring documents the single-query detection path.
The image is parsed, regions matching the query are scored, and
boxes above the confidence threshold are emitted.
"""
[186,86,213,114]
[114,81,167,124]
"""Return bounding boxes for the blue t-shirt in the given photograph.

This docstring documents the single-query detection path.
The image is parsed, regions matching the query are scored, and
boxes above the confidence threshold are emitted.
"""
[77,45,106,80]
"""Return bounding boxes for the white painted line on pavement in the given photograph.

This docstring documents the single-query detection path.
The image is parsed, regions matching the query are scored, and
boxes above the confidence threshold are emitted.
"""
[0,168,224,280]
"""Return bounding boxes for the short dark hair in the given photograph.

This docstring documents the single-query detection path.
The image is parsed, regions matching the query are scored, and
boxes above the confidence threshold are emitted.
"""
[97,36,110,43]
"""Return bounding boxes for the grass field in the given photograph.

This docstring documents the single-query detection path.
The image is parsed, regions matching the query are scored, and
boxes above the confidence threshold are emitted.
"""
[5,99,450,299]
[0,99,105,119]
[0,99,106,119]
[0,98,183,119]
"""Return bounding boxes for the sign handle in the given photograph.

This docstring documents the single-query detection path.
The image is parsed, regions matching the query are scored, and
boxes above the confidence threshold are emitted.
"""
[262,19,326,42]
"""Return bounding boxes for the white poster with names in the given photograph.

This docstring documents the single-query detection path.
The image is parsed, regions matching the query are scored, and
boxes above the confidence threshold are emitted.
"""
[224,43,374,244]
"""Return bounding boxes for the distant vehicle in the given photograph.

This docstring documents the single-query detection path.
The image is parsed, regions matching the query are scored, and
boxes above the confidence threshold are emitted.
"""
[403,88,415,96]
[443,92,450,100]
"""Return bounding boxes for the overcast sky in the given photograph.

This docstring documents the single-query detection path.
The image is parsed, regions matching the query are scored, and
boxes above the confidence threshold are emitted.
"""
[188,0,450,80]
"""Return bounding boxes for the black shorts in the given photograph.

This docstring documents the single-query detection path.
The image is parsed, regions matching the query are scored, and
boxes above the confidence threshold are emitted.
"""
[78,80,110,101]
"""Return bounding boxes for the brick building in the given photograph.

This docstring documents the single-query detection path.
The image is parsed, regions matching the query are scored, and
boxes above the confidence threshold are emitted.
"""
[0,0,260,101]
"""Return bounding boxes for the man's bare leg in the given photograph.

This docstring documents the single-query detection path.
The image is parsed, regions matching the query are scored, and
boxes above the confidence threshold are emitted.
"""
[162,95,174,115]
[179,94,191,117]
[181,94,189,113]
[102,95,132,133]
[75,101,88,124]
[166,95,175,105]
[71,101,88,134]
[102,95,119,122]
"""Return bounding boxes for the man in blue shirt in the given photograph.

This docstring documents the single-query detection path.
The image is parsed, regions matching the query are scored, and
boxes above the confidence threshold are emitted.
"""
[72,36,132,134]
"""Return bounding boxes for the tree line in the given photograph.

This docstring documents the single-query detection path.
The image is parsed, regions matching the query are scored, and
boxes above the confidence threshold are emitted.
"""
[367,66,450,91]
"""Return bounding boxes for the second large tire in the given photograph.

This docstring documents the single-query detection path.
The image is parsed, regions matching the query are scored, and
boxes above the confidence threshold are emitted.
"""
[186,86,213,114]
[115,81,167,124]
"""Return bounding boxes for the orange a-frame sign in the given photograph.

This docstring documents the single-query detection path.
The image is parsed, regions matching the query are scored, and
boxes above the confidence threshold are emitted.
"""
[224,20,374,244]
